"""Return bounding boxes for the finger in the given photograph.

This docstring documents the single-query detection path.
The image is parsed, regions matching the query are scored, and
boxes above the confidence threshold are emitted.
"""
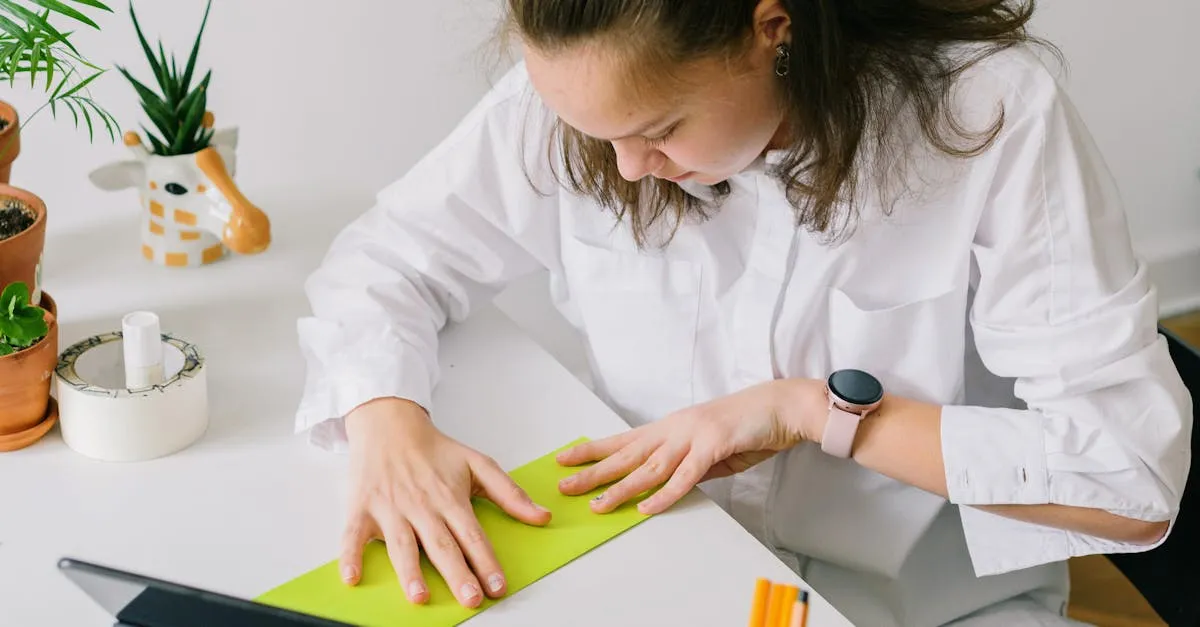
[591,442,687,514]
[471,455,552,526]
[556,430,638,466]
[339,513,377,586]
[559,437,656,496]
[412,515,484,608]
[638,449,712,515]
[444,504,507,599]
[377,516,429,604]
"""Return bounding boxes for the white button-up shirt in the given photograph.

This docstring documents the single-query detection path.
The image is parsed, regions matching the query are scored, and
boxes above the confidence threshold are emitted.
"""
[295,44,1192,626]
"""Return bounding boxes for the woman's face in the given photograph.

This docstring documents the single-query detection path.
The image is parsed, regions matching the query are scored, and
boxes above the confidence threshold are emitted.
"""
[525,39,786,186]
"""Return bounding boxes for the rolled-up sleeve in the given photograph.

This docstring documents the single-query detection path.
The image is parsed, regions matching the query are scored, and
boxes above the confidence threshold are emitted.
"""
[294,64,560,451]
[938,59,1193,576]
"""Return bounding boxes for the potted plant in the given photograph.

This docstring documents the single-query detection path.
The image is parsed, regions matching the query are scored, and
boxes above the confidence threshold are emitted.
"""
[1,0,122,323]
[0,183,47,307]
[0,0,122,183]
[0,280,59,452]
[90,0,272,267]
[115,0,215,159]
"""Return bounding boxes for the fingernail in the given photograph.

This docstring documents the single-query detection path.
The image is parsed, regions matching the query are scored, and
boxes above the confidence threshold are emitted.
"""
[487,574,504,593]
[341,565,358,583]
[407,580,426,599]
[533,502,550,513]
[559,476,574,487]
[592,492,605,502]
[461,582,481,600]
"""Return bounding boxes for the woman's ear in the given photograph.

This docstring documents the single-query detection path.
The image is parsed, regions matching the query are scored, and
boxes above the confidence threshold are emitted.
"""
[753,0,792,48]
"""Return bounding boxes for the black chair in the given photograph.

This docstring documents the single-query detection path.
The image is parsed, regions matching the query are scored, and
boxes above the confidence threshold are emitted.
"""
[1105,326,1200,626]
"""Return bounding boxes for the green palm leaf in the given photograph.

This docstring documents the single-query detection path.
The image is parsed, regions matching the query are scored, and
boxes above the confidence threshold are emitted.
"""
[0,0,118,149]
[0,13,34,45]
[0,0,80,55]
[25,0,102,29]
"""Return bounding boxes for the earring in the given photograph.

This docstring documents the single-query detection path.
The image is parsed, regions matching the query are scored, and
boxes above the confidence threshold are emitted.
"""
[775,43,791,77]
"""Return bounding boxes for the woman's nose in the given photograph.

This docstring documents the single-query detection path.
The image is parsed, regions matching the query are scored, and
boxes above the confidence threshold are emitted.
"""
[612,141,665,182]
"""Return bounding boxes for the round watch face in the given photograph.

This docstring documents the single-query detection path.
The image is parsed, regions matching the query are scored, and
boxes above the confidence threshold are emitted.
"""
[828,369,883,406]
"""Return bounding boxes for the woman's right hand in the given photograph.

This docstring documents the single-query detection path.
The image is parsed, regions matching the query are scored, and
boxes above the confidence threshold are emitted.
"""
[339,397,552,607]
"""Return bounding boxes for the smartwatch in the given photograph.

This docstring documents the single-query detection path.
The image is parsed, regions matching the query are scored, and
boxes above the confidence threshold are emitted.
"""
[820,369,884,458]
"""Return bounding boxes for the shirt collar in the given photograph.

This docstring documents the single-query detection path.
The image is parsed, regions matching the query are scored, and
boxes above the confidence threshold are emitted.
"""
[676,148,789,200]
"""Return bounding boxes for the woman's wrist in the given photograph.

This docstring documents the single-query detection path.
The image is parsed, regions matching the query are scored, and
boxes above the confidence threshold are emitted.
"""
[345,397,433,444]
[776,378,829,445]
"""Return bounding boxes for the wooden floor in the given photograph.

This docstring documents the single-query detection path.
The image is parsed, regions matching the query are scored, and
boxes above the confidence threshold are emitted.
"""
[1062,310,1200,626]
[1162,310,1200,346]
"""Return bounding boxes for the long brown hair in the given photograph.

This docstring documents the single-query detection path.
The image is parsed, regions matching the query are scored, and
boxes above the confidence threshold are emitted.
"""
[501,1,1061,248]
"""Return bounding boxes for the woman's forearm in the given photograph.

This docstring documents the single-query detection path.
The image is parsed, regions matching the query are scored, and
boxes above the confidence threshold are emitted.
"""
[827,391,1168,545]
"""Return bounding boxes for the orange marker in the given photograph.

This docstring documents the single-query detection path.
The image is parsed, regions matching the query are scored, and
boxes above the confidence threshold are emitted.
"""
[748,578,771,627]
[777,585,799,626]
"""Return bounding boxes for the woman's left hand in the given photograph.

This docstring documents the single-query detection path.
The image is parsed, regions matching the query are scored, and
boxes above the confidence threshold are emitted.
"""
[555,378,826,516]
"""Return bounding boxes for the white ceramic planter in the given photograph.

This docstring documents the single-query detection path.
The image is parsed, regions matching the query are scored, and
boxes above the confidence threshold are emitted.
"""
[55,330,208,462]
[88,119,272,267]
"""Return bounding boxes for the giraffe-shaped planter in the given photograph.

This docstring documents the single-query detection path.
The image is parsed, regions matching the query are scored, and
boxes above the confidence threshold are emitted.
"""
[89,114,271,267]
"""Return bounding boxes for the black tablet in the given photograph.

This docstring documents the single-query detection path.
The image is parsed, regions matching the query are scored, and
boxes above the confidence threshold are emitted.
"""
[58,557,357,627]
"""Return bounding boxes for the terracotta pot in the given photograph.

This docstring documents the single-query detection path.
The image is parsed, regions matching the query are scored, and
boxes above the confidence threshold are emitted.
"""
[0,183,47,304]
[0,292,58,440]
[0,100,19,184]
[40,290,56,318]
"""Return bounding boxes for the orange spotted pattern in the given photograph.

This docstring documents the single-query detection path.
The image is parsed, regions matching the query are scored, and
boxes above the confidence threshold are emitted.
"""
[149,201,164,217]
[180,231,202,241]
[165,252,188,267]
[174,209,197,226]
[202,245,224,264]
[148,221,165,235]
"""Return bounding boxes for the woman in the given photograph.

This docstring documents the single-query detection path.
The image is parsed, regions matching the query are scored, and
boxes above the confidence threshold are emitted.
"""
[294,1,1192,625]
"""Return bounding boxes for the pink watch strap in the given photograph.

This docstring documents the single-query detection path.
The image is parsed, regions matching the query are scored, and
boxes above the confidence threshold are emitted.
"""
[821,405,862,458]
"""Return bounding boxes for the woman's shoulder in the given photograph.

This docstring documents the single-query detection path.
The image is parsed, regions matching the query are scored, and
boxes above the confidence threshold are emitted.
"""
[948,41,1071,123]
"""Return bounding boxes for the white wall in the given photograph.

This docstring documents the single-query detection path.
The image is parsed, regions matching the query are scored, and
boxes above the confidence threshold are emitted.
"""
[3,0,1197,383]
[3,0,508,230]
[1028,1,1200,316]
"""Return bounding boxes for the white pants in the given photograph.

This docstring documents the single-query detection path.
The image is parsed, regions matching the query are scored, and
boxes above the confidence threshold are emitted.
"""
[945,596,1093,627]
[703,472,1085,627]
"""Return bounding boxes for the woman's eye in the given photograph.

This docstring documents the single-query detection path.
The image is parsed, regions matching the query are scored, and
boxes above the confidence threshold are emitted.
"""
[645,123,679,148]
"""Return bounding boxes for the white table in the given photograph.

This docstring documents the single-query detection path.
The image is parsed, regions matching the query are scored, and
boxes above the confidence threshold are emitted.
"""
[0,202,853,626]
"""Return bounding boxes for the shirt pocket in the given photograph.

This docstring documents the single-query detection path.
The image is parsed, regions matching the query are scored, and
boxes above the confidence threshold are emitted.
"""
[560,237,701,425]
[826,283,966,403]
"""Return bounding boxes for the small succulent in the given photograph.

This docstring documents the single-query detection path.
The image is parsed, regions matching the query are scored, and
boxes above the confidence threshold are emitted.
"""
[0,281,47,356]
[115,0,213,156]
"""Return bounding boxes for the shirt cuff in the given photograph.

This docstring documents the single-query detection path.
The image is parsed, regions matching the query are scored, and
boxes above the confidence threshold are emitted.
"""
[294,317,436,452]
[941,404,1050,505]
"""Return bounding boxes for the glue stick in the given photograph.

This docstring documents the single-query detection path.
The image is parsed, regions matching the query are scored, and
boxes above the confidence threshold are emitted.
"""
[122,311,165,389]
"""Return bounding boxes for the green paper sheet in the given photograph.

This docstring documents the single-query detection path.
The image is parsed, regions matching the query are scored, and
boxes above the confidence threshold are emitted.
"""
[255,437,651,626]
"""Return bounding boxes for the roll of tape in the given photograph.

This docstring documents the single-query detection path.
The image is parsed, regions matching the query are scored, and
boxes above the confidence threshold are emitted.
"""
[55,330,208,462]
